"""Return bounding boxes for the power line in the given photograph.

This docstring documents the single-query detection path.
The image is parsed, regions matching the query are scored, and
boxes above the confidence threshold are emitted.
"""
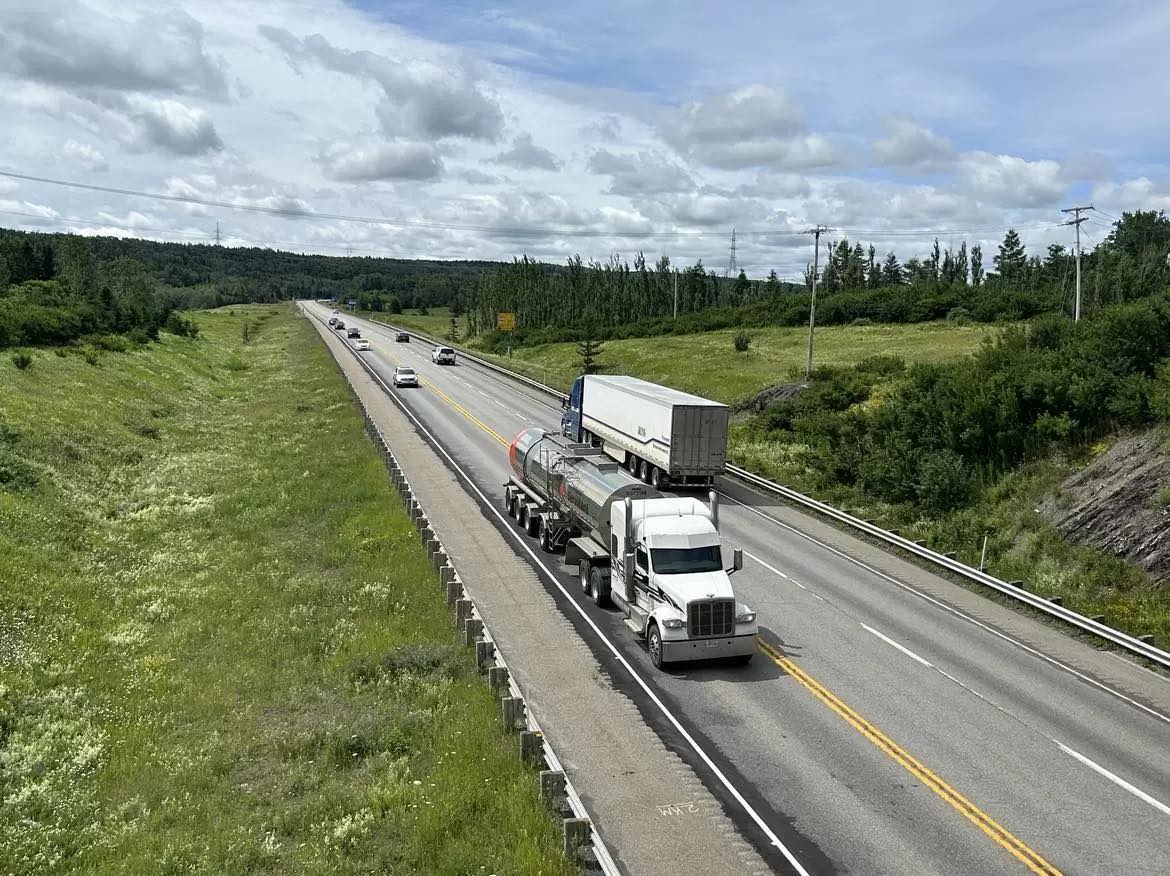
[0,168,1074,243]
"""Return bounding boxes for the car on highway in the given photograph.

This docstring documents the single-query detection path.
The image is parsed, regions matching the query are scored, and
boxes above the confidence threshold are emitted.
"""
[432,346,456,365]
[334,320,345,330]
[396,332,410,343]
[353,338,371,352]
[392,366,418,387]
[347,327,361,338]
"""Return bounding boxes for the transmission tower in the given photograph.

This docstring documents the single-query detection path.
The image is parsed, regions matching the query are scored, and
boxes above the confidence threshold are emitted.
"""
[725,228,738,278]
[214,221,221,246]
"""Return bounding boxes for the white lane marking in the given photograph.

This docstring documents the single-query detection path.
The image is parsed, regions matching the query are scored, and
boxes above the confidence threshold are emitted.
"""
[720,493,1170,728]
[1057,742,1170,819]
[860,623,933,668]
[312,309,811,874]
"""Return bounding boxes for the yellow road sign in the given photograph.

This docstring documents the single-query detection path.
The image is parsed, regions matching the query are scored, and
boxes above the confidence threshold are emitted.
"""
[497,311,516,331]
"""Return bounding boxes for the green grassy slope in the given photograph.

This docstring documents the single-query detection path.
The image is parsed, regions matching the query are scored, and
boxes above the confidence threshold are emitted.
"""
[0,306,573,875]
[376,309,995,404]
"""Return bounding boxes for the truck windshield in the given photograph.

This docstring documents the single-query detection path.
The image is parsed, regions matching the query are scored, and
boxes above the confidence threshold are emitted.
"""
[650,546,722,574]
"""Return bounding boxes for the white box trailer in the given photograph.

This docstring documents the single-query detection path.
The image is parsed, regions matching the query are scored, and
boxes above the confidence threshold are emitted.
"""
[561,374,728,488]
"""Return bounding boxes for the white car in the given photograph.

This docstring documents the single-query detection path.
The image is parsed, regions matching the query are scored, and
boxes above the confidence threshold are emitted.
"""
[432,346,456,365]
[393,366,418,387]
[353,338,372,352]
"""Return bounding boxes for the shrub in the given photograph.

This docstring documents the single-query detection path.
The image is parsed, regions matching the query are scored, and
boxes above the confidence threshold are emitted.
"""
[84,350,100,366]
[225,355,248,371]
[11,351,32,370]
[164,312,200,339]
[733,330,752,352]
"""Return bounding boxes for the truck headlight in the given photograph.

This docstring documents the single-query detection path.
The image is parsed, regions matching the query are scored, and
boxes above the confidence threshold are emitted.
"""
[662,618,684,630]
[736,611,756,624]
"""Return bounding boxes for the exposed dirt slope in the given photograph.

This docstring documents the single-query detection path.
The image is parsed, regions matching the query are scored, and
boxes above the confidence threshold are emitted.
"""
[1038,430,1170,582]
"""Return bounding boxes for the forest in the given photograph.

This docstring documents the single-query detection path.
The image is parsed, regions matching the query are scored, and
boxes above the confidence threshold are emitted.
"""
[2,210,1168,351]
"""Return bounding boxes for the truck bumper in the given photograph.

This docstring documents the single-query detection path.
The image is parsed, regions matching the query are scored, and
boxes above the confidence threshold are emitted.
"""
[661,633,757,663]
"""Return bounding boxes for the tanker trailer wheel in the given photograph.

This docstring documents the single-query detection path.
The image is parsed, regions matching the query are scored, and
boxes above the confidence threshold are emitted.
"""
[589,566,609,607]
[579,561,591,596]
[649,466,663,489]
[538,519,557,553]
[626,453,639,474]
[639,459,651,483]
[505,491,516,516]
[647,623,664,669]
[525,509,540,537]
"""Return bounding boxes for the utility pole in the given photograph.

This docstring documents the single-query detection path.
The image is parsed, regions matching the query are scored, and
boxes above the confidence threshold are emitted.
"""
[1061,204,1093,321]
[673,268,678,318]
[804,225,829,379]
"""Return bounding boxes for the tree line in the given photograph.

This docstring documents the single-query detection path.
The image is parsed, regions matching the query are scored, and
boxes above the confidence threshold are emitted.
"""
[466,211,1170,347]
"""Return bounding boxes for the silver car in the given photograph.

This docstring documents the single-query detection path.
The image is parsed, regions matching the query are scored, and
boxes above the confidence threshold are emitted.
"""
[393,366,418,387]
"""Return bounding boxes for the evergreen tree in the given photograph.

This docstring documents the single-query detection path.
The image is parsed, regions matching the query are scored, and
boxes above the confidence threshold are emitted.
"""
[577,327,602,374]
[929,239,941,280]
[955,242,969,285]
[881,252,904,285]
[970,244,984,287]
[764,269,782,297]
[994,229,1027,283]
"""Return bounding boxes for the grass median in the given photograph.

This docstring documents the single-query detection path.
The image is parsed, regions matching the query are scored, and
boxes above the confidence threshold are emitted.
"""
[0,305,574,875]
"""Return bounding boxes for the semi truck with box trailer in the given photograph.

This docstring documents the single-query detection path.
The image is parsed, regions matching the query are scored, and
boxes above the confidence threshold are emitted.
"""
[560,375,729,489]
[504,427,757,668]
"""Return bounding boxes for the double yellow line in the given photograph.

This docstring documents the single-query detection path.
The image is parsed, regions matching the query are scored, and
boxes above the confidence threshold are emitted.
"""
[756,639,1062,875]
[361,318,1061,875]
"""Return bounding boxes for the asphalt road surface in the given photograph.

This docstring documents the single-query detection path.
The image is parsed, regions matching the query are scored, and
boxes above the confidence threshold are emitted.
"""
[310,304,1170,875]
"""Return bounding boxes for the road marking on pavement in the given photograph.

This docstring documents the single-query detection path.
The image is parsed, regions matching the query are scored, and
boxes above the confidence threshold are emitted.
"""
[1056,742,1170,819]
[720,492,1170,728]
[860,623,933,668]
[311,310,813,875]
[756,637,1062,876]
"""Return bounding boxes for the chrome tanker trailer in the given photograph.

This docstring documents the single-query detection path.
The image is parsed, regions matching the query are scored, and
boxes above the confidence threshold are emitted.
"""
[504,428,758,668]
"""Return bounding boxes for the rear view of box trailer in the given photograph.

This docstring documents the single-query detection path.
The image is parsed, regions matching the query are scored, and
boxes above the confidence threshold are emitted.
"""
[561,374,728,488]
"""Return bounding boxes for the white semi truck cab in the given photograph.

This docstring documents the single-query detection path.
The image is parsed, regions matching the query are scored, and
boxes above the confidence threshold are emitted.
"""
[505,427,758,668]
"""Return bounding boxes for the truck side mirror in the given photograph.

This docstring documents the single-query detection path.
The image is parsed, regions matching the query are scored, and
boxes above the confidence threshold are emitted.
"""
[728,548,743,574]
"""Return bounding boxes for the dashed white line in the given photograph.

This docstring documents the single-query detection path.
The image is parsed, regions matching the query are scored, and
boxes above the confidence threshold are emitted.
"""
[860,623,933,668]
[1057,742,1170,818]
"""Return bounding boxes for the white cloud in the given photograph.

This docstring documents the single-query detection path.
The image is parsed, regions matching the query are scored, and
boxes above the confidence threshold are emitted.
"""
[117,97,223,156]
[316,140,443,182]
[660,85,842,171]
[959,151,1065,208]
[0,0,228,100]
[62,139,109,171]
[0,199,59,222]
[260,26,504,142]
[587,150,692,195]
[872,116,955,167]
[495,134,562,171]
[1091,178,1170,213]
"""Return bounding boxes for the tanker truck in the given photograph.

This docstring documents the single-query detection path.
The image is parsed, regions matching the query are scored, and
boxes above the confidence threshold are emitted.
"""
[504,428,758,669]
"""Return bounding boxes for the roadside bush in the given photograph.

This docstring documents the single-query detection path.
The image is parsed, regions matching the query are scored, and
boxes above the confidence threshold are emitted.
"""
[11,351,32,370]
[733,330,752,352]
[164,311,200,339]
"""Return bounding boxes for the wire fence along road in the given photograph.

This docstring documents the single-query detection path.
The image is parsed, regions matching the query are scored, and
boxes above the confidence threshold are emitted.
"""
[378,313,1170,672]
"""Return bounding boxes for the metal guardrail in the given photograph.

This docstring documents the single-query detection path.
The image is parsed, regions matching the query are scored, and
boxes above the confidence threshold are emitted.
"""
[306,306,620,873]
[367,310,1170,672]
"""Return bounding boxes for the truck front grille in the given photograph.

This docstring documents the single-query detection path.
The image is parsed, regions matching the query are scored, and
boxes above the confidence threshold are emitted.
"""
[688,599,734,637]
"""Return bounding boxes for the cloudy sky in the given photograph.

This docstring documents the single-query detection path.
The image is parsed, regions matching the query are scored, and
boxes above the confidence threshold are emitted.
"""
[1,0,1168,277]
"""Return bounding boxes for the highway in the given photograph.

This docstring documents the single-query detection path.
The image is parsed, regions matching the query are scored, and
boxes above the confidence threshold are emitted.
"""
[310,304,1170,875]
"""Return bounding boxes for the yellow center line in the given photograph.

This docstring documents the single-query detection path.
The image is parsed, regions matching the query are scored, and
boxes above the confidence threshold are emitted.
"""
[363,329,510,448]
[756,639,1062,876]
[355,314,1060,875]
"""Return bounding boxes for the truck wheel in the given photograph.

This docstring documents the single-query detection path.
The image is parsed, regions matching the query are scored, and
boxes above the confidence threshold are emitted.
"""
[505,493,516,516]
[639,459,650,483]
[525,510,540,537]
[647,623,664,669]
[589,567,609,607]
[579,562,591,596]
[626,453,638,474]
[538,520,555,553]
[649,466,662,489]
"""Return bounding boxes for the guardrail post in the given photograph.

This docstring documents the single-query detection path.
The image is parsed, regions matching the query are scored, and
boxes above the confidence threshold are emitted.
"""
[501,696,525,730]
[464,617,483,646]
[540,770,566,809]
[454,598,472,630]
[563,818,590,859]
[520,729,543,764]
[446,580,462,607]
[439,564,455,587]
[476,639,495,671]
[488,665,508,693]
